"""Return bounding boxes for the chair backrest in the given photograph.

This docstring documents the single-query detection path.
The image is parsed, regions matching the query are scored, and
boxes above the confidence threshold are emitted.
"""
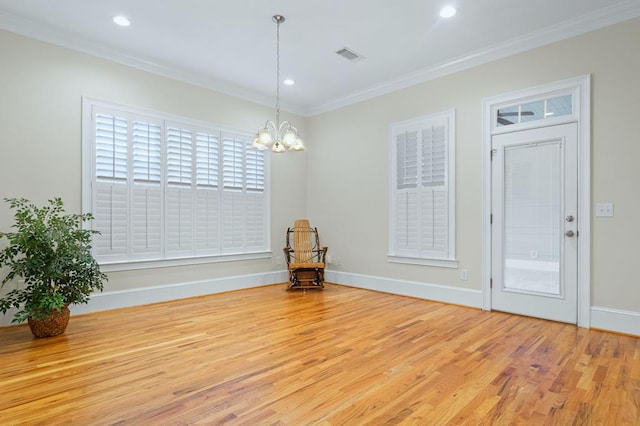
[293,219,312,263]
[290,219,319,263]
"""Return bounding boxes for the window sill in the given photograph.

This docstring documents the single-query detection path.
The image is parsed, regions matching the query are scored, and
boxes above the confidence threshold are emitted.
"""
[99,251,272,272]
[387,255,458,269]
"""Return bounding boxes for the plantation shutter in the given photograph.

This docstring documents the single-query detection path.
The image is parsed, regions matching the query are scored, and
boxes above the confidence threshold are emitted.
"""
[166,127,192,185]
[131,120,162,257]
[395,131,419,252]
[245,148,266,250]
[132,121,162,182]
[221,134,245,252]
[94,183,128,258]
[166,127,194,256]
[246,149,265,192]
[84,98,270,265]
[396,191,419,252]
[195,132,219,188]
[93,113,129,259]
[396,131,418,190]
[421,125,448,254]
[95,114,128,181]
[195,132,220,254]
[390,112,453,261]
[222,134,244,190]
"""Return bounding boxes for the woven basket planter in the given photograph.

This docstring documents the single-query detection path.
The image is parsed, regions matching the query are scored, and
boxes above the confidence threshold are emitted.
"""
[27,305,70,338]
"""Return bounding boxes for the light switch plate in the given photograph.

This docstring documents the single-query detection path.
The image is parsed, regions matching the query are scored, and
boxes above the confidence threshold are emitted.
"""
[595,203,614,217]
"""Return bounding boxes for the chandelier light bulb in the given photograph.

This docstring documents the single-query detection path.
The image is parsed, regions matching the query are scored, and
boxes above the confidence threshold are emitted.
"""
[290,137,305,152]
[282,129,297,147]
[258,128,274,145]
[271,141,286,153]
[252,137,268,150]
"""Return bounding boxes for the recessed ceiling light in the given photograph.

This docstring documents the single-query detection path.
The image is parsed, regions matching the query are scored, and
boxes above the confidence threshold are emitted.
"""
[113,15,131,27]
[440,6,457,18]
[283,79,295,86]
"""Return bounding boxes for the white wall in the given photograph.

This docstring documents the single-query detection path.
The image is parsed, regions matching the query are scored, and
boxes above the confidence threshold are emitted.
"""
[307,18,640,318]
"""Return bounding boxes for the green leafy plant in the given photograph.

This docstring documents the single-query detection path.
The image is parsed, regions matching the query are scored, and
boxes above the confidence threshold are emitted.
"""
[0,198,107,323]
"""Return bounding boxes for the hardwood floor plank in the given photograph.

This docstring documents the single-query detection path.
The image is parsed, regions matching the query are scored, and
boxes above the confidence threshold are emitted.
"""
[1,283,639,424]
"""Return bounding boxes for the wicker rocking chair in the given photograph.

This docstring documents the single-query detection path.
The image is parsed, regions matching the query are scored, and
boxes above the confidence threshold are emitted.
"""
[283,219,327,290]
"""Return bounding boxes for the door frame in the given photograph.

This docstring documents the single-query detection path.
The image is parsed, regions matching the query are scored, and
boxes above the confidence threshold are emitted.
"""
[482,75,591,327]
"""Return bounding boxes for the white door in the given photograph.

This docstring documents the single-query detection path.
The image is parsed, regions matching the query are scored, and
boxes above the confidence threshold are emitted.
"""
[491,123,578,323]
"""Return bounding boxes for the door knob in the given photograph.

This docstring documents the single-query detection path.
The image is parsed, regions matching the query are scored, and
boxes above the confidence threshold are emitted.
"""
[565,230,575,237]
[566,215,574,222]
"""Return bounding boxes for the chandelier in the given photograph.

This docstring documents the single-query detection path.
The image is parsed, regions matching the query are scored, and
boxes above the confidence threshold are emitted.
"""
[252,15,305,153]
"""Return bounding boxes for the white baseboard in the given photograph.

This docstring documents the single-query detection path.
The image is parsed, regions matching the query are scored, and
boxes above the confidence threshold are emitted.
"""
[326,270,483,308]
[591,306,640,336]
[0,270,288,327]
[4,270,636,337]
[326,272,640,336]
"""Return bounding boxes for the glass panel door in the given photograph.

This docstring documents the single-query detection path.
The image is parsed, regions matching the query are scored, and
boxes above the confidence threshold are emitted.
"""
[503,142,561,295]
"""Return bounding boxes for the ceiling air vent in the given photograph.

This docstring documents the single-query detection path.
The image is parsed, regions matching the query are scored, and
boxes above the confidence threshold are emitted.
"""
[336,47,365,62]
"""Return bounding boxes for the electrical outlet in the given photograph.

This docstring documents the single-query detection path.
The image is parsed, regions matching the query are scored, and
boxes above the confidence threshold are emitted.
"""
[595,203,614,217]
[530,250,538,259]
[460,269,468,281]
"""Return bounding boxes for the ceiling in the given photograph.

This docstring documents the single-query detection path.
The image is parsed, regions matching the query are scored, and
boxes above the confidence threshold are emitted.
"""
[0,0,639,116]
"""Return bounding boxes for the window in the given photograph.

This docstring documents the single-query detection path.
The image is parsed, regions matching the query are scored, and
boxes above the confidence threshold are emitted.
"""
[496,94,573,128]
[388,110,456,267]
[83,98,269,268]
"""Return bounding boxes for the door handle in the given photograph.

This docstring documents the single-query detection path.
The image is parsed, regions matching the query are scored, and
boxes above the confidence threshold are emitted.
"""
[565,230,575,237]
[566,215,574,222]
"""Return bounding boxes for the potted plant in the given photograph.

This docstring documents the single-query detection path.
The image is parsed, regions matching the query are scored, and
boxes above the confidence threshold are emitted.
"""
[0,197,107,337]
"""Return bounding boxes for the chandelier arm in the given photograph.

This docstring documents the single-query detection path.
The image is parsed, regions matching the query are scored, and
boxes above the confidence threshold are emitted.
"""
[278,120,297,134]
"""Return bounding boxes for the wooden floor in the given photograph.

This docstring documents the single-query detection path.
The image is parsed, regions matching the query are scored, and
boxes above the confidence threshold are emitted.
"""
[1,284,639,425]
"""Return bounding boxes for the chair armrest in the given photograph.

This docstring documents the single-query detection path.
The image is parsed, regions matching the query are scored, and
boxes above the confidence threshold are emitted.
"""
[319,247,328,263]
[283,247,293,265]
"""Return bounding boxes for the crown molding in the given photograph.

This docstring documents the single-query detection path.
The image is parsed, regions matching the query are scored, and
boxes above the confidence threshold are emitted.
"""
[0,10,307,116]
[2,2,639,118]
[305,0,640,116]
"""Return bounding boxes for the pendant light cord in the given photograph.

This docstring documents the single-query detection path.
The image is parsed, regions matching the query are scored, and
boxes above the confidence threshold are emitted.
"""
[275,18,281,127]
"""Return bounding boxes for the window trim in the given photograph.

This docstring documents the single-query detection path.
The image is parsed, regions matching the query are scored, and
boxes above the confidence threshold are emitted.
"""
[98,251,272,273]
[387,109,457,267]
[81,96,271,271]
[491,88,578,135]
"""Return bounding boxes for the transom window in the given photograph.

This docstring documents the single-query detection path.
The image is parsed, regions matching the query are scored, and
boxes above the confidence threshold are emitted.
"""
[496,94,573,128]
